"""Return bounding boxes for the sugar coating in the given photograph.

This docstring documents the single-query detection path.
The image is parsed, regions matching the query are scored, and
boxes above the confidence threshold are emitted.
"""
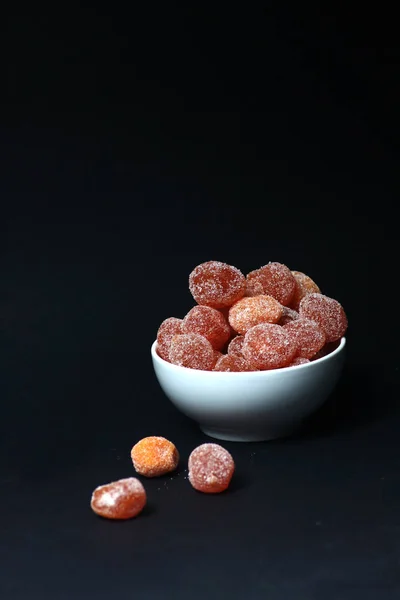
[299,293,348,343]
[189,261,246,309]
[289,357,310,366]
[188,443,235,493]
[246,262,296,306]
[90,477,146,520]
[183,305,231,350]
[227,335,245,357]
[169,333,215,370]
[157,317,184,361]
[284,318,326,359]
[131,436,179,477]
[279,306,300,326]
[228,295,283,334]
[291,271,321,310]
[213,354,255,372]
[219,306,237,339]
[212,349,224,366]
[242,323,297,370]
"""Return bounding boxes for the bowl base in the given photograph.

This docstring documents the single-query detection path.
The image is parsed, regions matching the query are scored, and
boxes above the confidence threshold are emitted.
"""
[200,424,298,443]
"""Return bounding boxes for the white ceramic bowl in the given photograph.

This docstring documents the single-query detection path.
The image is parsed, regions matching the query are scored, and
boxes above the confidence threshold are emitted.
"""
[151,338,346,442]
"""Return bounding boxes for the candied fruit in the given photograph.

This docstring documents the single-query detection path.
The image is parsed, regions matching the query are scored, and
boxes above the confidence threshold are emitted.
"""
[246,262,296,306]
[157,317,184,361]
[290,271,321,310]
[228,295,283,334]
[279,306,299,326]
[183,305,231,350]
[188,443,235,493]
[131,436,179,477]
[242,323,297,370]
[299,293,348,343]
[213,354,255,372]
[189,261,246,309]
[91,477,146,520]
[169,333,215,370]
[288,357,310,366]
[284,318,326,359]
[155,260,347,373]
[227,335,245,357]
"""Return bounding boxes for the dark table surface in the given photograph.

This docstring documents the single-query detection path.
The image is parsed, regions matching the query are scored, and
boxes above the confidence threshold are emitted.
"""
[1,6,399,599]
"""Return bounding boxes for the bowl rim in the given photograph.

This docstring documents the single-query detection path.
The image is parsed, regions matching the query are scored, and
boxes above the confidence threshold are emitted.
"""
[151,336,346,376]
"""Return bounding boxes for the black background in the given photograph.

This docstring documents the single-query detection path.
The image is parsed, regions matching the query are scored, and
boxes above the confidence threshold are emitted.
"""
[1,5,399,599]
